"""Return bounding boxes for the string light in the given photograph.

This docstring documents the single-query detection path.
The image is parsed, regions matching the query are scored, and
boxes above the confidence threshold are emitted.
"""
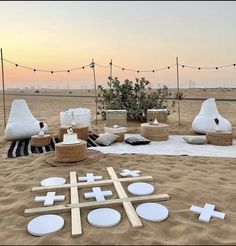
[179,63,235,70]
[3,57,236,75]
[3,58,90,74]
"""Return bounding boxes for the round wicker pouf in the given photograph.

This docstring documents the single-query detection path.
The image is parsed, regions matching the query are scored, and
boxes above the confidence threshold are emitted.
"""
[55,140,87,163]
[59,124,89,141]
[140,123,169,141]
[206,131,232,146]
[31,134,51,147]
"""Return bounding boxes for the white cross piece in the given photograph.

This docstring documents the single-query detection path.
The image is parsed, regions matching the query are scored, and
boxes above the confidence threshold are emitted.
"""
[78,173,103,182]
[120,169,141,177]
[84,187,113,201]
[190,203,225,222]
[35,192,65,207]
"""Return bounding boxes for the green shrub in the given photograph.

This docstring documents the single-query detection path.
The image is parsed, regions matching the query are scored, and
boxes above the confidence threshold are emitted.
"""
[97,77,175,122]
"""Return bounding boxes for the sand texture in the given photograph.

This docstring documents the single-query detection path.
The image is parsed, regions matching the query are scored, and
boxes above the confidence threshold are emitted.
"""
[0,88,236,245]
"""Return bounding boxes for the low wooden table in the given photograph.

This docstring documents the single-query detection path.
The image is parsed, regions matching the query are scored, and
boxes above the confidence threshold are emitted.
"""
[55,140,87,163]
[104,126,128,142]
[206,131,233,146]
[31,134,51,147]
[59,124,89,141]
[140,123,169,141]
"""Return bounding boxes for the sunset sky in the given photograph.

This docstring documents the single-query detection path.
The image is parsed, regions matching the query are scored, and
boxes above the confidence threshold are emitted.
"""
[1,1,236,89]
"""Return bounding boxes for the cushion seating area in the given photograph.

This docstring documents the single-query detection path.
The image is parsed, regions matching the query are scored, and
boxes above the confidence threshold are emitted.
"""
[192,98,232,134]
[4,99,48,141]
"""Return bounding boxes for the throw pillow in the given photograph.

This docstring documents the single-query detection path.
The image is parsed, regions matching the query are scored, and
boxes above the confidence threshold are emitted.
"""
[183,136,207,145]
[95,132,119,146]
[125,136,151,145]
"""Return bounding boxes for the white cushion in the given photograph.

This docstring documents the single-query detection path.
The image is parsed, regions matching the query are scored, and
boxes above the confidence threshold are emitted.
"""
[60,108,91,128]
[95,132,118,146]
[60,110,73,125]
[183,136,207,144]
[192,98,232,134]
[4,99,48,140]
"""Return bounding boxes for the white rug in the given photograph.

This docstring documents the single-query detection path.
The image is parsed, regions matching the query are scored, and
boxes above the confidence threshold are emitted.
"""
[88,134,236,158]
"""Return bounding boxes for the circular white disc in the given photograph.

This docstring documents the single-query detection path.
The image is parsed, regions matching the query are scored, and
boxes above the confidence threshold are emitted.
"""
[87,208,121,228]
[136,203,169,222]
[41,177,66,187]
[27,214,64,236]
[128,182,154,196]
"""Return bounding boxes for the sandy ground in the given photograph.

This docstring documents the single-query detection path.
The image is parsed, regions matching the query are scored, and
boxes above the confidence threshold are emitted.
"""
[0,88,235,245]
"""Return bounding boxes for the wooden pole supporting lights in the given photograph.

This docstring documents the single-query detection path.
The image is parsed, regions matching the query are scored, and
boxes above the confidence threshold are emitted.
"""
[24,167,170,237]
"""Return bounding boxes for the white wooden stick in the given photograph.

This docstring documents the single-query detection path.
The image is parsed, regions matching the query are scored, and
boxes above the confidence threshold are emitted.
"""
[24,194,170,216]
[107,167,143,228]
[70,171,82,237]
[32,176,153,192]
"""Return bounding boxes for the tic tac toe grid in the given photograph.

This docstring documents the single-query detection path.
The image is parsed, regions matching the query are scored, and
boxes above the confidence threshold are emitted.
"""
[24,167,170,237]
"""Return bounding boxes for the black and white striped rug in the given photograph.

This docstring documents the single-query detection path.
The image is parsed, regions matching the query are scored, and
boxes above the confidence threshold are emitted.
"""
[4,133,100,158]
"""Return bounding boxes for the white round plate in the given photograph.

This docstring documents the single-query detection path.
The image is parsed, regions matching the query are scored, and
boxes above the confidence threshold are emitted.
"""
[128,182,154,196]
[27,214,64,236]
[41,177,66,187]
[61,140,81,145]
[87,208,121,228]
[136,203,169,222]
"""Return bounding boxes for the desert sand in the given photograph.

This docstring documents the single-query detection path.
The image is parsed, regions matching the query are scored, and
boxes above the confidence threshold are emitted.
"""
[0,88,236,245]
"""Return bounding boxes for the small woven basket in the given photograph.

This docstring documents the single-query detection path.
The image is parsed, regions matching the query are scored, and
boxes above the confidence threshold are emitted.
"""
[31,134,51,147]
[141,123,169,141]
[59,124,89,141]
[206,131,232,146]
[55,140,87,162]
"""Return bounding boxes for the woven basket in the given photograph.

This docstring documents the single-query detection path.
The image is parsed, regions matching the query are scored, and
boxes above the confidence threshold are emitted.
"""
[59,124,89,141]
[55,140,87,162]
[206,131,233,146]
[232,127,236,139]
[140,123,169,141]
[31,134,51,147]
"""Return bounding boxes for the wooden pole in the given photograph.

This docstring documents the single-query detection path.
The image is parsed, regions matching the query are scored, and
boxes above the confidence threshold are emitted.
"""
[109,59,112,106]
[1,48,6,129]
[176,56,181,125]
[91,58,98,124]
